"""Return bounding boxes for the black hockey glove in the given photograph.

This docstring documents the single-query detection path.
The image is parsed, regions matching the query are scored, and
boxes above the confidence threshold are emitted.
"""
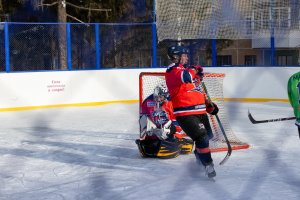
[188,65,204,77]
[206,102,219,115]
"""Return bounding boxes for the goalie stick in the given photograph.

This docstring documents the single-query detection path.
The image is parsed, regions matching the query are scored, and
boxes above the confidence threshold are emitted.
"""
[248,110,296,124]
[201,82,232,165]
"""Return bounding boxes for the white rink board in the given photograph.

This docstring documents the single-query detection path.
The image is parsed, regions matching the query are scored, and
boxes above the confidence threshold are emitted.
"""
[0,67,298,109]
[206,67,299,99]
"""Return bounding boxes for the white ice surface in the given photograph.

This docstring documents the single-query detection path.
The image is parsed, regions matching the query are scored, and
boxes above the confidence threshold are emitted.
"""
[0,102,300,200]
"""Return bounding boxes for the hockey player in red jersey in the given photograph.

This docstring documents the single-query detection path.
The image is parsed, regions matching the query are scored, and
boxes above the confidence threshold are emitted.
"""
[165,45,219,178]
[136,83,193,159]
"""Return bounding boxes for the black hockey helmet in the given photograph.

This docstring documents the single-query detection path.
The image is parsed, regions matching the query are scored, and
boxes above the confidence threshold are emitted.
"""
[167,45,189,62]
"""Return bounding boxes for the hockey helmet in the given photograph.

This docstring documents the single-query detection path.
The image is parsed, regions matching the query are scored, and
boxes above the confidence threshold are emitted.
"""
[167,45,189,61]
[153,83,170,104]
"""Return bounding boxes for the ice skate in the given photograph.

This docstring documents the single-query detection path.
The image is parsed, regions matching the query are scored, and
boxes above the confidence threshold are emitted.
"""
[205,163,216,178]
[194,150,216,178]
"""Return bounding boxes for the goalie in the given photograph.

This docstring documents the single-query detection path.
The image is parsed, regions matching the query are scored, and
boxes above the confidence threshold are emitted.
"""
[136,83,194,159]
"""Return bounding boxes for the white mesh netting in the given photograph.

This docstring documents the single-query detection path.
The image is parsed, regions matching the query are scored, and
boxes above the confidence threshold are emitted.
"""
[156,0,299,41]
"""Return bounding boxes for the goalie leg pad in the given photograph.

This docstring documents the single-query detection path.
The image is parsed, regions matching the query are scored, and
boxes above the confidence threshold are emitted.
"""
[136,139,160,158]
[136,139,147,158]
[178,138,194,154]
[136,138,180,159]
[156,139,181,159]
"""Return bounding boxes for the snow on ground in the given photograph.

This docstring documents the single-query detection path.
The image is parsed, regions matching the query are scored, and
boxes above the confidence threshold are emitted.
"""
[0,101,300,200]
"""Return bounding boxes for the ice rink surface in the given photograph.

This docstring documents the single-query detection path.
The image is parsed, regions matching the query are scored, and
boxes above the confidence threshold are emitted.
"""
[0,101,300,200]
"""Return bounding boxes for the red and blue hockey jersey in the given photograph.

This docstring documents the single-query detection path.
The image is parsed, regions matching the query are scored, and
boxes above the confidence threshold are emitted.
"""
[165,63,207,117]
[141,94,175,126]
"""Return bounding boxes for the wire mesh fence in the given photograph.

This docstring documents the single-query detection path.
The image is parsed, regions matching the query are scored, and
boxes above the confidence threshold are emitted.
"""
[0,21,299,73]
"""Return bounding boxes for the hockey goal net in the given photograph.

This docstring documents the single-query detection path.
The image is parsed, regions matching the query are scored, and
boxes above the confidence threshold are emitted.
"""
[156,0,296,41]
[139,72,249,152]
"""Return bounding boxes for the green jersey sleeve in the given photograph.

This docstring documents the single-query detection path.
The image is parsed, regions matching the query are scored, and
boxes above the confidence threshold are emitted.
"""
[287,71,300,122]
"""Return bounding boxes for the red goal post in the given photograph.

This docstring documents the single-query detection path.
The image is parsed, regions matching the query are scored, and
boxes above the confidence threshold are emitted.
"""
[139,72,250,152]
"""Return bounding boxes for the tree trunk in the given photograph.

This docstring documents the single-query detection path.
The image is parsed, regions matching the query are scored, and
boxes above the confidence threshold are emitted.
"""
[0,0,3,13]
[58,0,68,70]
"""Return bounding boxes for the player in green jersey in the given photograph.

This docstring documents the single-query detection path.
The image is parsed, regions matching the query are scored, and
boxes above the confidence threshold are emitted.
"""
[287,71,300,138]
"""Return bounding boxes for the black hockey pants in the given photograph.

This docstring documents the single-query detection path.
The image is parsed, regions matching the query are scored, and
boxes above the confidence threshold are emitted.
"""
[176,114,213,165]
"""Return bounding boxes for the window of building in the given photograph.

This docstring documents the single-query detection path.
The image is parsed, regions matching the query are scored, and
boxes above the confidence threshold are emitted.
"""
[277,55,293,65]
[246,17,252,34]
[274,7,290,28]
[253,9,269,30]
[245,55,256,66]
[217,55,232,66]
[252,7,290,30]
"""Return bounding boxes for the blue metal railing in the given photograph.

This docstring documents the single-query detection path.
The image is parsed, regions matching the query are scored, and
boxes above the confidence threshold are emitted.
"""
[1,22,299,73]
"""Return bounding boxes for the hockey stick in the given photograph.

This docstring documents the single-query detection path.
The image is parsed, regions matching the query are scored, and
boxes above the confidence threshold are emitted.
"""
[248,110,296,124]
[201,82,232,165]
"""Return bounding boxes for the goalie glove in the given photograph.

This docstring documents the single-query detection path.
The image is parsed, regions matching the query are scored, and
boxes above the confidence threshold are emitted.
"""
[162,120,172,137]
[151,120,173,140]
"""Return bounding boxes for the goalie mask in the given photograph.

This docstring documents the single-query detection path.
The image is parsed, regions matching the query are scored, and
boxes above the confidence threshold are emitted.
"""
[153,83,170,105]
